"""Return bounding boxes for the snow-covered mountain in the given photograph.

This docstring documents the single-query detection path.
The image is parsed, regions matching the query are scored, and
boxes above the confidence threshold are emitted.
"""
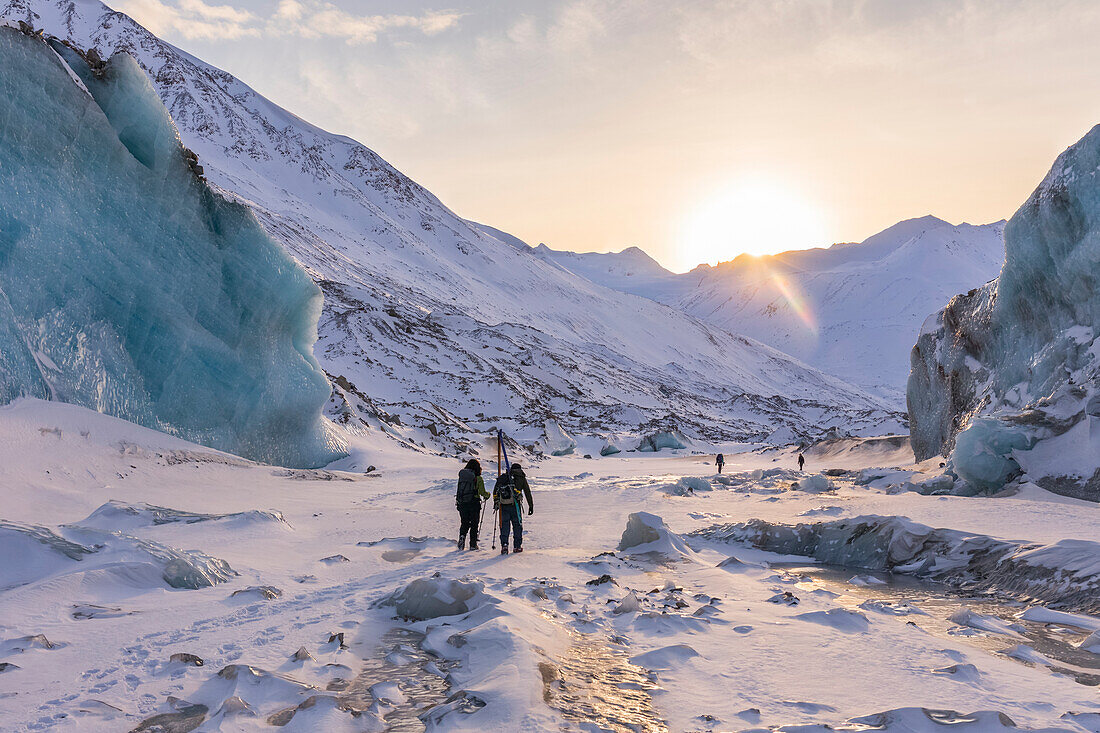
[0,0,903,451]
[532,243,675,295]
[535,217,1006,403]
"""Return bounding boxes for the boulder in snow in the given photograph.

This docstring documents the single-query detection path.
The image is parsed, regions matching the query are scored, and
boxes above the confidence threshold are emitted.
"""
[382,576,489,621]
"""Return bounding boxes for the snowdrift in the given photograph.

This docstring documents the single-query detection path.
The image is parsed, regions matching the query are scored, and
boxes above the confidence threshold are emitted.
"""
[0,26,342,468]
[0,519,236,591]
[908,124,1100,499]
[691,515,1100,613]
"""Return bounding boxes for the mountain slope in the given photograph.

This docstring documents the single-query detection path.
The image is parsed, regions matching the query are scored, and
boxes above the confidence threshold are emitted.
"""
[2,0,903,449]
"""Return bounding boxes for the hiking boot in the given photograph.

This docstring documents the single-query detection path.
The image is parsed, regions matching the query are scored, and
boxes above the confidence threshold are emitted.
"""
[500,547,509,555]
[513,547,524,553]
[469,542,479,550]
[457,536,466,550]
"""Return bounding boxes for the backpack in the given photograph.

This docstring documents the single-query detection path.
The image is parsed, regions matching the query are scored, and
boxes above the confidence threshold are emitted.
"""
[717,454,724,464]
[495,474,516,505]
[456,469,478,504]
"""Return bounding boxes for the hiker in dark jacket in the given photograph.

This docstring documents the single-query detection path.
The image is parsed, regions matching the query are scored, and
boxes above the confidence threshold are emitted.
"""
[797,453,806,471]
[716,453,725,473]
[456,459,489,550]
[494,462,534,554]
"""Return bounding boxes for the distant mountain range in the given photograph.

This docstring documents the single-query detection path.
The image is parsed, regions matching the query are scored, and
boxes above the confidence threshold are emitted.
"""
[531,216,1006,403]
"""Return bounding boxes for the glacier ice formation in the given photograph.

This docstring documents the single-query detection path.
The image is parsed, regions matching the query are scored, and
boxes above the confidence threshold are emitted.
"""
[908,123,1100,499]
[691,516,1100,613]
[0,27,343,468]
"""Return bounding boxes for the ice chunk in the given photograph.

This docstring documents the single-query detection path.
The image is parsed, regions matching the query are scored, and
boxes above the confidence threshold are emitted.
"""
[1078,631,1100,654]
[660,476,711,496]
[381,576,489,620]
[947,608,1025,638]
[950,418,1031,491]
[795,474,834,493]
[635,430,688,452]
[599,435,622,456]
[612,591,642,615]
[540,419,576,456]
[0,29,343,468]
[617,512,695,560]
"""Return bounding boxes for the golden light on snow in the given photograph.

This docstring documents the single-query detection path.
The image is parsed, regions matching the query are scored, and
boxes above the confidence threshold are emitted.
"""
[674,180,828,270]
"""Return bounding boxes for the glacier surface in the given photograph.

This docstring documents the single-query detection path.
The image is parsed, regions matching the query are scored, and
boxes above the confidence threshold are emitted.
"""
[908,124,1100,499]
[0,27,342,468]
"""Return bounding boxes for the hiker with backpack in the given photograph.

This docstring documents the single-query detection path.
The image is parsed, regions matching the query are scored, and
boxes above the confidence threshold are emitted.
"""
[716,453,725,473]
[456,459,489,550]
[494,462,534,554]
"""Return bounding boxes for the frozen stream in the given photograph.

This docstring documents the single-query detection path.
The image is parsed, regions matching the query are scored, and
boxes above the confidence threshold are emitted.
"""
[772,563,1100,686]
[546,632,669,733]
[341,628,457,732]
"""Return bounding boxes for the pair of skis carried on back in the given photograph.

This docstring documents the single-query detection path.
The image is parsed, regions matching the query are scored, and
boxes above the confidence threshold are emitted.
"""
[484,429,519,550]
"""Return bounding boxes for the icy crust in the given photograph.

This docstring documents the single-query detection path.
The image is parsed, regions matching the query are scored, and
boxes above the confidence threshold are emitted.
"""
[0,519,236,590]
[907,124,1100,498]
[0,28,343,468]
[78,500,289,531]
[690,515,1100,614]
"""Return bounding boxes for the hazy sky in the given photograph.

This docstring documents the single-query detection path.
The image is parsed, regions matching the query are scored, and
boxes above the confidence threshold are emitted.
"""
[116,0,1100,271]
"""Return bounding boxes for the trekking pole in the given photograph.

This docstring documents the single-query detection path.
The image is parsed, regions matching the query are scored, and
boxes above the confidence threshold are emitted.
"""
[491,503,498,549]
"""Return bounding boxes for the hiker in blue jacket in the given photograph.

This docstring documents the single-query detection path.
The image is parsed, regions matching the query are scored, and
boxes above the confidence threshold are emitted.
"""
[494,463,534,554]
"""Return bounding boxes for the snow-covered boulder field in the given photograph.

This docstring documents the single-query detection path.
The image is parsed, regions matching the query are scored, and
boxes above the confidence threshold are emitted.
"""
[0,26,342,468]
[908,124,1100,499]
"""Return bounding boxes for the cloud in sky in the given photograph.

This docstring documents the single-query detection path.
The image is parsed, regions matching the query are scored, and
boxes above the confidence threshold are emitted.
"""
[114,0,259,40]
[113,0,1100,270]
[115,0,461,43]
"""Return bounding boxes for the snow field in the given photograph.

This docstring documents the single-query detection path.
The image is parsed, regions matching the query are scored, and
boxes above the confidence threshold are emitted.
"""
[1,399,1099,731]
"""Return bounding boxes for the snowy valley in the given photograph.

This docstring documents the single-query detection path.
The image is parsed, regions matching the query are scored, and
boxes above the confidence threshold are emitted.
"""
[0,1,1099,732]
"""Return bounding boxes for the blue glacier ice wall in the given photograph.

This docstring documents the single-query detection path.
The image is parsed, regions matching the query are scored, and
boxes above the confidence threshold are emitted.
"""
[908,123,1100,497]
[0,27,345,468]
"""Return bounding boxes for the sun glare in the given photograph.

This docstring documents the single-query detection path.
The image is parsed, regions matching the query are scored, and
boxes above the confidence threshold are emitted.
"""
[674,180,828,271]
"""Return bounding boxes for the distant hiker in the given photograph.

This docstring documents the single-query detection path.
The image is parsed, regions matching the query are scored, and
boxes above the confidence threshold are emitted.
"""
[456,459,489,550]
[494,462,534,555]
[797,453,805,471]
[716,453,725,474]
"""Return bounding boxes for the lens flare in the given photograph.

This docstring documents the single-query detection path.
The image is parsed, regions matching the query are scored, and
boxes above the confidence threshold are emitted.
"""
[764,266,818,337]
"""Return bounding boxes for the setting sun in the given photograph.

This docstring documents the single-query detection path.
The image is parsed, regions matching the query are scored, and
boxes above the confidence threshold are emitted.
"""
[673,180,829,271]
